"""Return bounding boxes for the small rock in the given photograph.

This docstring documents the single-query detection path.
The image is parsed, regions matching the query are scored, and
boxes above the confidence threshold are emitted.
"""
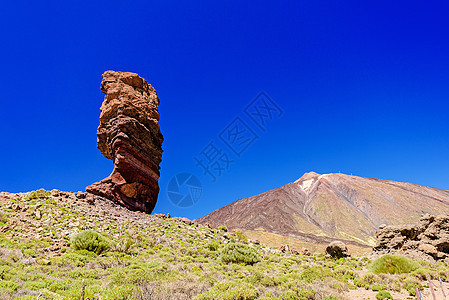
[75,192,86,199]
[41,259,51,265]
[51,190,61,197]
[418,243,438,257]
[290,248,299,255]
[181,217,193,225]
[84,193,94,204]
[280,244,290,253]
[48,245,60,252]
[300,247,311,256]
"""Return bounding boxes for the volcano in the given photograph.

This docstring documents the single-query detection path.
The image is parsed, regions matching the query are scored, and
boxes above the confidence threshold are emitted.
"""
[197,172,449,247]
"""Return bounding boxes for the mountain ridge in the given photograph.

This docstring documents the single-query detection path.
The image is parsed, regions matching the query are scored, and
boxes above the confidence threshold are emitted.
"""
[197,172,449,246]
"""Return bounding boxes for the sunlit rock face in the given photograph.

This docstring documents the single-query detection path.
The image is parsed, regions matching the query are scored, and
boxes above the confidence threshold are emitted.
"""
[86,71,163,213]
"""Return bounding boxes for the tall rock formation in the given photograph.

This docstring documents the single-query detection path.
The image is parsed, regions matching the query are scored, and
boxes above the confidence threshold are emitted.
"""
[197,172,449,246]
[86,71,163,213]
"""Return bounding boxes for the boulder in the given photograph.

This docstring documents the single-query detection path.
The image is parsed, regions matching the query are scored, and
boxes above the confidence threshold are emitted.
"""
[180,217,193,225]
[300,247,312,256]
[417,243,438,258]
[280,244,290,253]
[86,71,163,213]
[290,248,299,255]
[325,241,350,259]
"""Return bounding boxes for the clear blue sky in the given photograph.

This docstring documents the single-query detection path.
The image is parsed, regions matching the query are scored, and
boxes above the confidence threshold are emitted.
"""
[1,0,448,219]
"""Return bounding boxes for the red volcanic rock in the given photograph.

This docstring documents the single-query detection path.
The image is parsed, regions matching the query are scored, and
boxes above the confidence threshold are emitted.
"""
[86,71,163,213]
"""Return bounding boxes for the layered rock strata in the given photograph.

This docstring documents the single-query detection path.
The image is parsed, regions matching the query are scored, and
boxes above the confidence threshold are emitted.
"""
[86,71,163,213]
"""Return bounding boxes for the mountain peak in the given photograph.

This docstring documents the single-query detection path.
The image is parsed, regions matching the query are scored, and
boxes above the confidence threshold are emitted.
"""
[295,171,321,182]
[198,172,449,247]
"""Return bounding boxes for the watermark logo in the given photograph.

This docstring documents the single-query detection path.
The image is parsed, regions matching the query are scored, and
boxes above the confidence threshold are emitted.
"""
[194,141,234,183]
[167,173,202,208]
[219,117,258,157]
[244,91,283,131]
[194,91,282,182]
[166,91,283,208]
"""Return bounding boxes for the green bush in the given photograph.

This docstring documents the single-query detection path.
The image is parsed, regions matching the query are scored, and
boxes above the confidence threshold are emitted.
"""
[70,230,110,255]
[353,278,369,289]
[111,237,135,254]
[206,241,219,251]
[194,280,259,300]
[372,285,381,291]
[375,290,392,299]
[218,225,228,232]
[410,268,431,280]
[234,231,248,243]
[300,266,333,283]
[0,280,20,296]
[24,189,51,200]
[405,280,423,296]
[362,273,380,284]
[368,255,419,274]
[246,272,278,287]
[280,288,315,299]
[0,213,8,226]
[221,243,260,265]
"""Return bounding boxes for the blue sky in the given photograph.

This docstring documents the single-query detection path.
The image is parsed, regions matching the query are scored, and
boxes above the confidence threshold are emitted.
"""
[1,0,448,219]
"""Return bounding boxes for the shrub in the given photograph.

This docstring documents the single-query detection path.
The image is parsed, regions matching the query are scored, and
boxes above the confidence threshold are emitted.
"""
[375,290,392,299]
[194,280,259,300]
[405,280,423,296]
[246,272,278,287]
[234,231,248,243]
[218,225,228,232]
[24,189,51,200]
[0,213,8,226]
[206,241,219,251]
[220,243,260,265]
[70,230,110,255]
[280,288,315,299]
[353,278,369,289]
[0,280,20,296]
[368,255,419,274]
[371,285,381,291]
[411,268,431,280]
[300,266,333,283]
[111,237,135,254]
[49,280,70,292]
[362,273,381,285]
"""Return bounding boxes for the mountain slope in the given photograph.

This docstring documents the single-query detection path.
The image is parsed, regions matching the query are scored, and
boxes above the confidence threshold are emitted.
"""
[2,189,448,299]
[197,172,449,246]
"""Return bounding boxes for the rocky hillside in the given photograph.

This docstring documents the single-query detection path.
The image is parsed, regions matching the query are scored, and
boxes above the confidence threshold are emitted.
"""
[197,172,449,246]
[1,190,449,299]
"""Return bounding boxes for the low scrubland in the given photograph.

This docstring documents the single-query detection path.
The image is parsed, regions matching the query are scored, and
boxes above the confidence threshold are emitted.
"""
[0,189,448,299]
